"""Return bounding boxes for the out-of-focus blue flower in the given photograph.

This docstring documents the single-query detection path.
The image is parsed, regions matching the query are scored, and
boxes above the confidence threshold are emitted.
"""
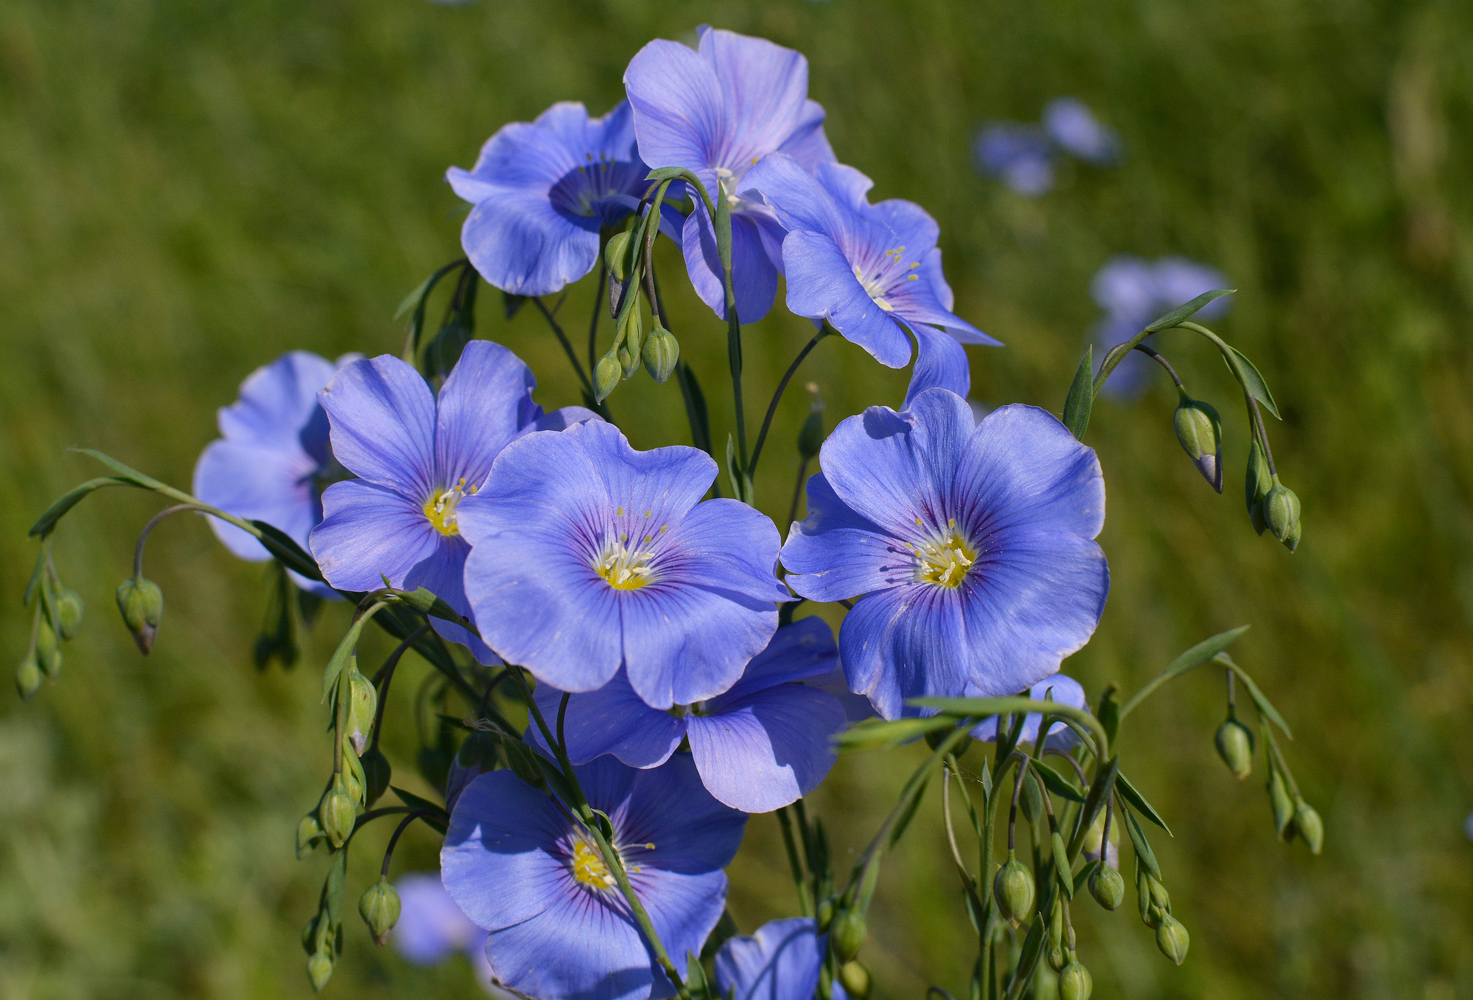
[442,755,747,1000]
[459,419,788,710]
[449,102,662,297]
[742,154,1000,407]
[392,872,496,991]
[309,341,594,659]
[970,673,1088,749]
[1090,255,1232,398]
[624,27,835,324]
[973,124,1054,196]
[715,917,849,1000]
[194,350,359,598]
[1042,97,1121,166]
[781,389,1109,719]
[531,617,845,813]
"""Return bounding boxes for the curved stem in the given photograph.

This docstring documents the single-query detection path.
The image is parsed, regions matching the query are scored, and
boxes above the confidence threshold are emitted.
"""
[133,502,209,579]
[1132,344,1185,389]
[1246,393,1278,476]
[748,327,829,478]
[589,250,607,377]
[379,810,435,877]
[369,624,429,752]
[775,807,813,916]
[557,692,571,757]
[534,297,597,403]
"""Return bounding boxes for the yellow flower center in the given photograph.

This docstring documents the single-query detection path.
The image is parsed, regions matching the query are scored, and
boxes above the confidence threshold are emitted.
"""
[571,839,617,891]
[595,538,657,590]
[911,518,978,588]
[423,479,474,537]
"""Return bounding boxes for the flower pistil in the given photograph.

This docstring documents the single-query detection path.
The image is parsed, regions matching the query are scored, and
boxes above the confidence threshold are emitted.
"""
[910,518,978,588]
[424,479,474,537]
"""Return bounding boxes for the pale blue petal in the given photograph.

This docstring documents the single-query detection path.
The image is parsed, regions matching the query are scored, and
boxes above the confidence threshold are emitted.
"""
[781,473,906,603]
[715,918,824,1000]
[461,186,600,296]
[480,891,656,1000]
[839,583,973,719]
[781,230,912,368]
[433,339,537,490]
[393,872,480,965]
[216,351,339,446]
[625,39,725,179]
[311,480,440,592]
[319,355,437,497]
[531,672,687,768]
[682,205,778,323]
[193,439,319,562]
[401,537,497,664]
[776,102,836,171]
[903,323,971,407]
[699,28,812,169]
[719,616,837,700]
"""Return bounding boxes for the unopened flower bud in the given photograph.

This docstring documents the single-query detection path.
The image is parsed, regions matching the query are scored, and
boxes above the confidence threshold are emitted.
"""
[359,877,401,945]
[641,325,680,384]
[1293,797,1324,855]
[346,669,378,757]
[619,301,644,372]
[1046,899,1066,971]
[1020,776,1044,825]
[34,619,61,678]
[15,657,43,700]
[1245,440,1272,535]
[1089,864,1125,911]
[306,949,334,992]
[115,577,163,654]
[1146,874,1171,914]
[1058,958,1092,1000]
[297,812,325,859]
[1173,393,1223,492]
[1263,479,1301,547]
[829,908,866,963]
[816,897,835,932]
[1281,518,1302,553]
[54,588,84,641]
[993,853,1035,925]
[320,787,356,849]
[605,231,634,283]
[1155,914,1190,965]
[341,736,366,805]
[1268,766,1294,838]
[595,352,621,402]
[838,961,871,1000]
[1214,718,1255,780]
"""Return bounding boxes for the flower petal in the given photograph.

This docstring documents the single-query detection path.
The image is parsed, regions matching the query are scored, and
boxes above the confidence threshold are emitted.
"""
[433,339,537,490]
[715,917,824,1000]
[718,616,838,701]
[838,584,973,719]
[625,38,725,181]
[311,480,440,592]
[781,230,912,368]
[478,890,656,1000]
[903,322,971,408]
[319,355,437,497]
[776,101,836,170]
[461,185,601,296]
[682,206,778,323]
[699,28,812,168]
[971,673,1088,749]
[216,351,339,447]
[781,473,908,602]
[531,671,687,768]
[193,439,319,562]
[392,872,480,965]
[401,536,497,664]
[617,754,747,875]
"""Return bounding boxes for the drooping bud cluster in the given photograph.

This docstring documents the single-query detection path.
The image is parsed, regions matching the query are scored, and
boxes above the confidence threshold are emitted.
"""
[1173,391,1223,492]
[1215,716,1255,780]
[993,852,1035,926]
[358,877,401,945]
[116,577,164,654]
[17,555,86,699]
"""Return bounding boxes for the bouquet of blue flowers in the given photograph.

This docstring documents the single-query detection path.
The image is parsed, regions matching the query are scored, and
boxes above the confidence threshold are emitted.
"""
[19,27,1320,1000]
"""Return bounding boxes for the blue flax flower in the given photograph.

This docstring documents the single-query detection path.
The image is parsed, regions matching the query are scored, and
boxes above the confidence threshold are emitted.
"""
[450,101,666,296]
[742,154,999,407]
[624,27,835,324]
[1091,255,1231,398]
[970,673,1088,749]
[973,123,1055,196]
[458,419,788,710]
[309,341,594,659]
[193,350,358,598]
[781,388,1109,719]
[1041,97,1122,167]
[391,872,496,992]
[442,755,746,1000]
[531,617,846,813]
[716,917,849,1000]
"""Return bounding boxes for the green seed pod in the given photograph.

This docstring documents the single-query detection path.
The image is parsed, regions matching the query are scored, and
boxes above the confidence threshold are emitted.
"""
[1173,393,1223,492]
[1293,797,1324,855]
[1020,775,1044,825]
[306,949,334,992]
[1214,718,1255,780]
[641,324,680,384]
[594,353,622,402]
[346,668,378,757]
[829,908,866,963]
[115,577,163,654]
[993,853,1035,926]
[1268,766,1294,838]
[1088,864,1125,911]
[359,877,402,945]
[15,657,43,700]
[362,744,392,808]
[1155,914,1190,965]
[1245,440,1272,534]
[1136,863,1154,927]
[296,812,325,859]
[320,786,357,849]
[34,619,62,678]
[816,897,835,932]
[838,960,871,1000]
[605,231,634,283]
[54,588,84,641]
[1058,958,1092,1000]
[1046,898,1067,971]
[1263,479,1301,545]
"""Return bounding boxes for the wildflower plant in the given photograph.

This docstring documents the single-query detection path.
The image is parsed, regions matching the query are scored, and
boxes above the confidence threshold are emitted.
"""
[20,25,1321,1000]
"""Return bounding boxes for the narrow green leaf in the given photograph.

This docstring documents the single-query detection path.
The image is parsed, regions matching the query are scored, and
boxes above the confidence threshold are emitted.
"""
[1117,772,1173,835]
[1219,654,1293,738]
[1004,887,1049,1000]
[1162,625,1251,683]
[1097,684,1121,749]
[323,845,349,925]
[395,271,437,320]
[322,618,368,701]
[1118,793,1161,879]
[1032,758,1086,803]
[251,520,325,582]
[834,715,954,752]
[1073,857,1101,895]
[72,448,168,491]
[1076,757,1119,848]
[1220,343,1282,419]
[1143,289,1235,333]
[1062,345,1094,440]
[29,477,134,538]
[391,787,449,834]
[888,773,930,848]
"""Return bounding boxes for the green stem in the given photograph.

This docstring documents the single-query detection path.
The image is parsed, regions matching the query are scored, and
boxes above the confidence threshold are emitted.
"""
[775,807,814,916]
[534,297,599,406]
[748,327,830,479]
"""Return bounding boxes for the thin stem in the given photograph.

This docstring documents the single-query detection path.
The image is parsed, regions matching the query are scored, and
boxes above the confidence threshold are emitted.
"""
[1247,393,1278,476]
[1226,668,1237,712]
[1007,757,1030,851]
[133,502,209,579]
[369,624,430,751]
[942,763,971,878]
[586,820,690,1000]
[1100,792,1115,865]
[589,252,607,377]
[1043,748,1089,789]
[379,810,435,877]
[1132,343,1185,389]
[775,807,813,916]
[748,328,829,478]
[786,456,810,531]
[557,692,571,757]
[534,297,597,403]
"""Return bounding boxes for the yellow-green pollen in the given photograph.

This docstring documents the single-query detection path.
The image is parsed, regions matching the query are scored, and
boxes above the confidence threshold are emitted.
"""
[909,517,977,588]
[594,507,666,590]
[423,479,474,537]
[571,839,617,891]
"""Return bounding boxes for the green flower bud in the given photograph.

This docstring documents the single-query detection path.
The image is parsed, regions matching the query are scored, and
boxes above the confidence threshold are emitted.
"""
[1267,766,1294,838]
[54,588,84,641]
[297,812,325,859]
[993,853,1035,926]
[1281,518,1302,553]
[1058,958,1092,1000]
[1155,914,1190,965]
[115,577,163,654]
[320,787,356,849]
[306,949,334,992]
[1046,898,1066,971]
[619,301,644,373]
[1173,393,1223,492]
[816,897,835,932]
[1146,873,1171,913]
[346,668,378,757]
[1088,864,1125,911]
[341,736,366,805]
[1214,718,1255,780]
[1263,479,1301,546]
[34,619,62,678]
[1032,963,1060,1000]
[641,325,680,384]
[605,231,634,283]
[359,877,402,945]
[1293,797,1324,855]
[362,744,392,808]
[15,657,43,700]
[1020,775,1044,825]
[838,960,871,1000]
[301,912,321,955]
[1136,863,1154,927]
[595,352,621,402]
[829,908,866,963]
[1245,440,1272,535]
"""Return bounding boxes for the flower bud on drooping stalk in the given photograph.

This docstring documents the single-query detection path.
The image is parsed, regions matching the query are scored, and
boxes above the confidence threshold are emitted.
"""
[341,735,366,805]
[1263,477,1302,551]
[359,878,402,945]
[1215,717,1255,780]
[1046,897,1067,971]
[54,588,84,642]
[346,667,378,757]
[604,231,634,284]
[296,812,325,859]
[320,786,356,849]
[594,352,621,402]
[15,657,43,700]
[1268,763,1295,839]
[1293,797,1324,855]
[1058,956,1093,1000]
[34,619,61,679]
[1173,392,1224,492]
[816,897,835,932]
[1155,914,1190,965]
[641,324,680,384]
[1088,863,1125,911]
[993,852,1035,926]
[1245,439,1272,535]
[306,950,333,992]
[618,297,644,379]
[115,577,163,654]
[829,908,866,963]
[838,961,871,1000]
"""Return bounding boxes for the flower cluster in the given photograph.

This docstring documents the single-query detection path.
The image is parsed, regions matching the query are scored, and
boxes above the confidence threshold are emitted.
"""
[974,97,1121,196]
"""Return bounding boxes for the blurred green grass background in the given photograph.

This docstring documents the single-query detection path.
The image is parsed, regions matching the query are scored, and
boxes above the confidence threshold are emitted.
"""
[3,0,1472,997]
